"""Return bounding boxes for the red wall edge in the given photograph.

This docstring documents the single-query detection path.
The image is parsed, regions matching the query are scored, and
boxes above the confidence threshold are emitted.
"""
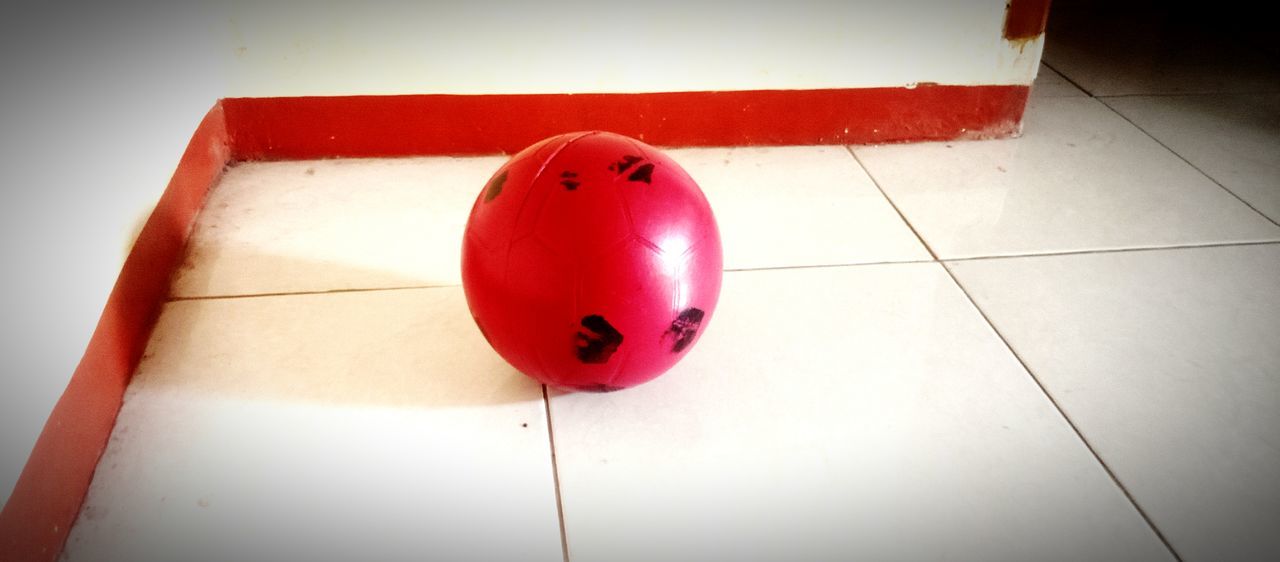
[222,84,1029,160]
[1005,0,1053,40]
[0,104,232,562]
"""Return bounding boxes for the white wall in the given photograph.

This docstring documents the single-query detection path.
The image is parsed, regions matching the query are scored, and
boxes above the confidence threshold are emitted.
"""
[222,0,1042,96]
[0,3,226,510]
[0,0,1040,508]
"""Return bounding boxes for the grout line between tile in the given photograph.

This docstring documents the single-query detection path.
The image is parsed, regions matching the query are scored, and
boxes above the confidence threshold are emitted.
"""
[1095,90,1280,99]
[1040,60,1095,97]
[940,262,1185,562]
[943,240,1280,263]
[726,259,933,273]
[542,385,571,562]
[1097,99,1280,229]
[167,284,455,302]
[170,240,1280,304]
[844,145,940,261]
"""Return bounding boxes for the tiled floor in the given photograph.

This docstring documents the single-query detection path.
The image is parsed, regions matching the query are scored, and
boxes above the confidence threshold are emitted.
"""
[173,156,508,297]
[1042,1,1280,96]
[854,96,1278,259]
[63,289,564,562]
[948,245,1280,562]
[1030,63,1087,99]
[65,10,1280,562]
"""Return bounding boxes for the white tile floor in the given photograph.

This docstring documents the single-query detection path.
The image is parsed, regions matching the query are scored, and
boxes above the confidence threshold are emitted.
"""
[948,245,1280,562]
[173,156,508,297]
[64,289,563,562]
[1030,63,1087,99]
[1042,1,1280,96]
[854,97,1279,259]
[550,265,1169,562]
[1103,94,1280,223]
[65,12,1280,562]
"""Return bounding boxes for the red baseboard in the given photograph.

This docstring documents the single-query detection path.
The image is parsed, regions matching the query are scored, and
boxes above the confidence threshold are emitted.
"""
[0,105,232,562]
[0,82,1028,561]
[223,84,1029,160]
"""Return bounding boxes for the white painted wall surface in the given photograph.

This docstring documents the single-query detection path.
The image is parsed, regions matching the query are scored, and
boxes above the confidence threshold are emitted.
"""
[0,0,1041,508]
[223,1,1042,96]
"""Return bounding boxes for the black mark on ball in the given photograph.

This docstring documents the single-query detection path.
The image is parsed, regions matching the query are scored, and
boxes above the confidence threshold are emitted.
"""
[576,314,623,363]
[484,170,508,202]
[609,155,644,174]
[663,307,705,353]
[628,163,654,184]
[560,170,580,190]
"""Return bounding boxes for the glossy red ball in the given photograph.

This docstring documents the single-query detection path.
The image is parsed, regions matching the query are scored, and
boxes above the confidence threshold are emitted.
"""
[461,131,722,391]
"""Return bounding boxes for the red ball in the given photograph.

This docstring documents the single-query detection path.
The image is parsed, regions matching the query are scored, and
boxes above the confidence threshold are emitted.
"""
[461,131,723,391]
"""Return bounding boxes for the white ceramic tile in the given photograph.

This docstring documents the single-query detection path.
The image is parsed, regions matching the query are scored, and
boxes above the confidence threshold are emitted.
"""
[665,145,931,269]
[549,265,1172,562]
[1032,63,1087,98]
[173,156,507,297]
[948,244,1280,562]
[176,147,928,298]
[854,97,1280,259]
[1105,93,1280,224]
[1042,3,1280,96]
[62,288,563,562]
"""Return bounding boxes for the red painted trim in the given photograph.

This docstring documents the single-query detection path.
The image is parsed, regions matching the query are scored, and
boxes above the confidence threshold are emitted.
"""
[223,84,1029,160]
[1005,0,1052,40]
[0,104,231,562]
